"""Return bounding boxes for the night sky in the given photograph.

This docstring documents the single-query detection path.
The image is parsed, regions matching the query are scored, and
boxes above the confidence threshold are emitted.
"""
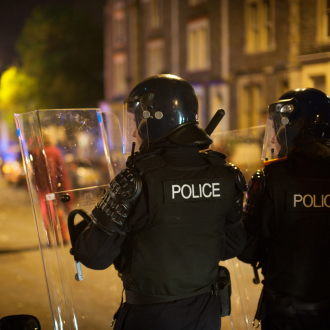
[0,0,105,74]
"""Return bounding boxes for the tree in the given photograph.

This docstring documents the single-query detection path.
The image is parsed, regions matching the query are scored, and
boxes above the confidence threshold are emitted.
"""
[0,66,37,127]
[16,6,104,109]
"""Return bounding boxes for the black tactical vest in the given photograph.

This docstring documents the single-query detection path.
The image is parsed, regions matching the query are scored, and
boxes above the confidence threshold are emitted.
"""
[115,151,236,298]
[264,161,330,301]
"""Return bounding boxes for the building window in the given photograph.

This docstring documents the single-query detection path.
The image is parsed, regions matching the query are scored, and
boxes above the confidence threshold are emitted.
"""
[317,0,330,43]
[192,84,207,128]
[189,0,207,6]
[112,10,126,48]
[147,39,164,76]
[311,75,326,92]
[209,84,230,132]
[278,79,289,99]
[149,0,162,29]
[246,0,275,53]
[112,53,127,96]
[187,18,210,72]
[240,85,262,128]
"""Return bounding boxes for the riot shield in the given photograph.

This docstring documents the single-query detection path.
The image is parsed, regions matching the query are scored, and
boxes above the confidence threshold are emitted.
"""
[102,111,126,176]
[211,126,265,330]
[14,109,124,330]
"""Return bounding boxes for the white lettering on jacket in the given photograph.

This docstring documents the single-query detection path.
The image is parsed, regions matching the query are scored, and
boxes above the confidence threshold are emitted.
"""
[172,183,220,199]
[293,194,330,208]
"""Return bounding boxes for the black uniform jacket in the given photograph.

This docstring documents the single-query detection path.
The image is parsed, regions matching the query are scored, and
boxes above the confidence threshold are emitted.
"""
[238,147,330,315]
[75,145,246,330]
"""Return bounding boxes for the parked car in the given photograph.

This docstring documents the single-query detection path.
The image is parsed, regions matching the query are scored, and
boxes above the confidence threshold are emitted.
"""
[1,144,26,185]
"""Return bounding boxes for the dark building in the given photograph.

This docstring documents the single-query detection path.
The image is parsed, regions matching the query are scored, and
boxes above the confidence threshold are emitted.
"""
[103,0,330,131]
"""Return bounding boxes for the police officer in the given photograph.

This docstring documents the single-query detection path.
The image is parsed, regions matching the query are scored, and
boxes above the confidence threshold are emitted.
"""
[238,88,330,330]
[73,74,246,330]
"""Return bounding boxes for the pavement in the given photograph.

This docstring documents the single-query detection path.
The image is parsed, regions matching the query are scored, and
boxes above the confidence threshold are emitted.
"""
[0,176,53,327]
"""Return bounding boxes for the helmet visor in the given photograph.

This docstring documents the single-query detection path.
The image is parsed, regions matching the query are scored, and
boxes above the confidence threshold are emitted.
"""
[123,95,153,154]
[261,103,290,161]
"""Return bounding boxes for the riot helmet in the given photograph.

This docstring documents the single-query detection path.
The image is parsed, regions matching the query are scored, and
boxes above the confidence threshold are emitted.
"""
[262,88,330,161]
[123,74,212,153]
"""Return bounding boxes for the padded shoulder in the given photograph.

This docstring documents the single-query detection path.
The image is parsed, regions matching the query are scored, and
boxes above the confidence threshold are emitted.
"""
[90,166,143,234]
[225,162,247,192]
[109,167,143,202]
[263,159,287,175]
[127,149,166,173]
[200,149,227,159]
[200,149,227,165]
[244,169,266,215]
[246,169,266,198]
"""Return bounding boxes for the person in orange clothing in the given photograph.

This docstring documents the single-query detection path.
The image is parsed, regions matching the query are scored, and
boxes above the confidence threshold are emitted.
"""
[238,88,330,330]
[33,132,74,245]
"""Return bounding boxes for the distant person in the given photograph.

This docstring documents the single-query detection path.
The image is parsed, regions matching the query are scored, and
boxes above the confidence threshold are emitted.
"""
[238,88,330,329]
[33,132,74,245]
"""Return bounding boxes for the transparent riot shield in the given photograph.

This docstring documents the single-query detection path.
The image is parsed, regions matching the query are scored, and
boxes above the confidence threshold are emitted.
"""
[102,112,126,176]
[211,126,265,330]
[14,109,124,330]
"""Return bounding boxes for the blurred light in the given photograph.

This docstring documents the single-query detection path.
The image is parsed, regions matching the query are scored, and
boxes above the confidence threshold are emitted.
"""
[78,134,89,147]
[2,164,12,174]
[3,153,15,162]
[2,161,20,175]
[97,112,102,124]
[77,167,86,177]
[98,101,111,113]
[64,153,73,162]
[10,161,20,170]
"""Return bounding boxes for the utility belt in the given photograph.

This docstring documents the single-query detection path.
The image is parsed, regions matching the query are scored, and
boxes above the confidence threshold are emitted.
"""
[111,266,231,327]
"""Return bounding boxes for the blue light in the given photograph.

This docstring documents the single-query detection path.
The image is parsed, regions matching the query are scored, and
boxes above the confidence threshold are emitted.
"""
[16,129,20,138]
[122,136,125,154]
[97,112,102,124]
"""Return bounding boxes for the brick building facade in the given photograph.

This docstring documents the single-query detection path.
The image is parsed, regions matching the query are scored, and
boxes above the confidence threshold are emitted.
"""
[103,0,330,131]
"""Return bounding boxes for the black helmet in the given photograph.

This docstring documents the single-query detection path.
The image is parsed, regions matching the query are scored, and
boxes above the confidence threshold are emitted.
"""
[262,88,330,161]
[123,74,212,153]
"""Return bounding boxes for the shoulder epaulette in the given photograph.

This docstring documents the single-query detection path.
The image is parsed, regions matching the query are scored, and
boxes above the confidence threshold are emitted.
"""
[200,149,227,159]
[127,149,166,174]
[200,149,227,165]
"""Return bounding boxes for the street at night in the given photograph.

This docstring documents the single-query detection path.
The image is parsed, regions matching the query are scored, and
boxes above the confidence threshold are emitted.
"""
[2,1,329,329]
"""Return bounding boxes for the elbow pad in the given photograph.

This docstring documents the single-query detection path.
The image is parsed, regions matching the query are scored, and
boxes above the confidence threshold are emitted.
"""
[91,166,142,235]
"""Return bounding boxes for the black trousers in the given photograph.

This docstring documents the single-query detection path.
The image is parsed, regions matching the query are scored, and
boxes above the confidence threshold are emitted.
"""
[114,293,221,330]
[261,309,330,330]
